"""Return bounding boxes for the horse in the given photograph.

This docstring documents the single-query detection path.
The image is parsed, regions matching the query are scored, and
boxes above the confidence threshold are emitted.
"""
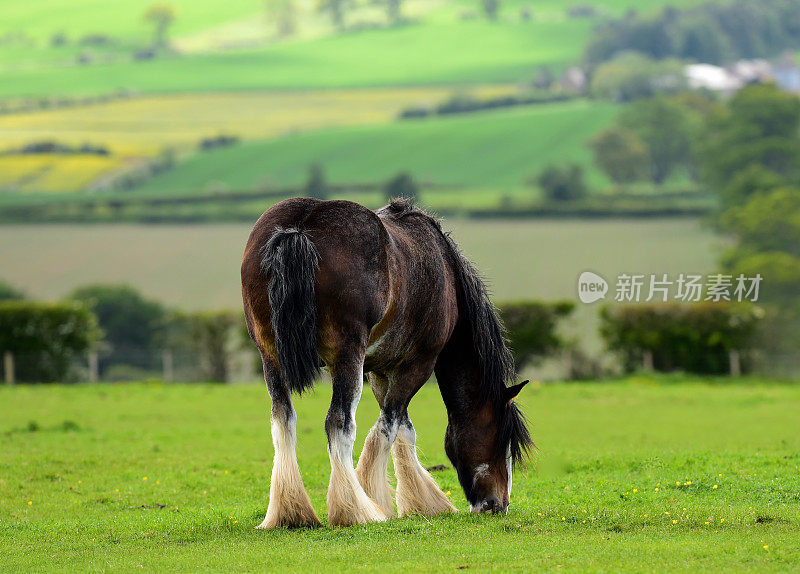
[241,197,532,528]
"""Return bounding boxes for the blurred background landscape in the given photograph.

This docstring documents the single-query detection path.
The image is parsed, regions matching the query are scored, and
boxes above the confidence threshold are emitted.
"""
[1,0,799,382]
[3,3,800,569]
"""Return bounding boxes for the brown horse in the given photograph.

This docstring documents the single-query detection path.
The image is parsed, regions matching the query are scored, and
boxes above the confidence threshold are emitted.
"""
[241,197,531,528]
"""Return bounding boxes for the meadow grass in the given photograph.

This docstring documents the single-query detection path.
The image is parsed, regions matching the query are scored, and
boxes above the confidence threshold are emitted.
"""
[132,100,619,193]
[2,378,798,571]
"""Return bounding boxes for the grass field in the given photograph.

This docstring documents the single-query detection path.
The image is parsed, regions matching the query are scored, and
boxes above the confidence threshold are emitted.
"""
[133,100,619,193]
[0,20,589,99]
[2,378,798,571]
[0,218,720,309]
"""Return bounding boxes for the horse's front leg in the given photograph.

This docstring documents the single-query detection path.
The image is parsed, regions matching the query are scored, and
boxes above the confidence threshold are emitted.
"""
[392,414,458,517]
[326,356,389,526]
[258,358,321,529]
[356,410,399,517]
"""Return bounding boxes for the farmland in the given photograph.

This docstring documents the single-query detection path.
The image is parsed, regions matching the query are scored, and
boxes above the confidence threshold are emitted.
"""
[0,86,516,192]
[0,0,711,213]
[0,218,720,310]
[133,100,620,193]
[2,379,798,571]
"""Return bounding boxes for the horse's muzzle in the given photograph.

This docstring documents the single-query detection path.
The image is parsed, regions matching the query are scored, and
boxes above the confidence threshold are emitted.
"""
[471,496,508,515]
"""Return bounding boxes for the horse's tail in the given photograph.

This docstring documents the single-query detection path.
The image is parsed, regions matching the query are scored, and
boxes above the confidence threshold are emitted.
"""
[260,227,321,394]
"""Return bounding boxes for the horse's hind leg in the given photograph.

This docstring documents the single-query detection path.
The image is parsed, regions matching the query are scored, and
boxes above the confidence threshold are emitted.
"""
[393,414,457,517]
[356,374,398,517]
[326,356,389,526]
[258,357,320,529]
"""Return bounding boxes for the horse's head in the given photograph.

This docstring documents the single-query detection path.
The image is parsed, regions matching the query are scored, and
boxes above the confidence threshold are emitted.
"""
[444,380,532,514]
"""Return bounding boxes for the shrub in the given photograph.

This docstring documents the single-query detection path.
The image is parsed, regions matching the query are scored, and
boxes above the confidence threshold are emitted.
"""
[305,163,328,199]
[167,310,241,382]
[498,301,575,370]
[0,280,25,301]
[198,134,240,151]
[385,172,419,202]
[0,301,100,382]
[600,303,762,374]
[69,285,166,376]
[590,53,687,103]
[535,164,587,202]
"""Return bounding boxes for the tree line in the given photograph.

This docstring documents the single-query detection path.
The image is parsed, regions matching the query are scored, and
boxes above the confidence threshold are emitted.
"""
[585,0,800,67]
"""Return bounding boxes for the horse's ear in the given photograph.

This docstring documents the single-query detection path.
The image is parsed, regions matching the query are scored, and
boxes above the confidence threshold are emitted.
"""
[505,380,529,402]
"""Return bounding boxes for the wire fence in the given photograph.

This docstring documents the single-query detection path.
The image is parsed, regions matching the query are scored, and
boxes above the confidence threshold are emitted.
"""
[2,346,799,385]
[0,348,263,385]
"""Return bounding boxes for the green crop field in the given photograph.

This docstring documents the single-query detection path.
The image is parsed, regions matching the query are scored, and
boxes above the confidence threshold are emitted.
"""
[2,378,798,571]
[133,100,619,193]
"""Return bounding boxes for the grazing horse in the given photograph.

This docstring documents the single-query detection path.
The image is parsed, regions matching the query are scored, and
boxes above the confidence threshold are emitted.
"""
[241,197,532,528]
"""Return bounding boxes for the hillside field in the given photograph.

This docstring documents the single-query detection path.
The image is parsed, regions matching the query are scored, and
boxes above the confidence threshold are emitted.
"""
[2,379,799,571]
[0,0,709,206]
[0,86,516,193]
[133,100,619,193]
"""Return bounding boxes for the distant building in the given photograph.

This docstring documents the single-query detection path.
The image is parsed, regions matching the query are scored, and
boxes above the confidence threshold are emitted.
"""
[685,56,800,95]
[685,64,742,94]
[729,59,772,84]
[559,67,587,93]
[772,53,800,93]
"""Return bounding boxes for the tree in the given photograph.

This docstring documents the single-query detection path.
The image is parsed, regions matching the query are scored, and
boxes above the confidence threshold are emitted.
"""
[143,3,176,49]
[481,0,500,21]
[305,163,328,199]
[619,96,693,184]
[536,164,587,202]
[498,301,574,370]
[590,53,687,102]
[265,0,297,37]
[70,285,166,375]
[0,280,25,301]
[699,84,800,193]
[319,0,348,30]
[385,172,419,202]
[588,127,650,185]
[168,310,241,382]
[718,188,800,362]
[386,0,403,25]
[721,188,800,259]
[532,66,554,90]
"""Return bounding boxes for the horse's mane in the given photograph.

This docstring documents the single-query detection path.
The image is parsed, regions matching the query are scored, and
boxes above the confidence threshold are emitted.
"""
[383,198,533,466]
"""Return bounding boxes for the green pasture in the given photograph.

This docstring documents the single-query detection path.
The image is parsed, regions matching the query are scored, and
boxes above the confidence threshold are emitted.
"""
[133,100,619,193]
[0,0,705,79]
[0,20,587,98]
[2,378,798,571]
[0,0,700,44]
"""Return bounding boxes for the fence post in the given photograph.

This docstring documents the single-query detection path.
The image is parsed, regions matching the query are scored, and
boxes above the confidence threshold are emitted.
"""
[642,350,654,372]
[163,350,174,383]
[88,351,99,383]
[729,350,741,377]
[3,351,14,385]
